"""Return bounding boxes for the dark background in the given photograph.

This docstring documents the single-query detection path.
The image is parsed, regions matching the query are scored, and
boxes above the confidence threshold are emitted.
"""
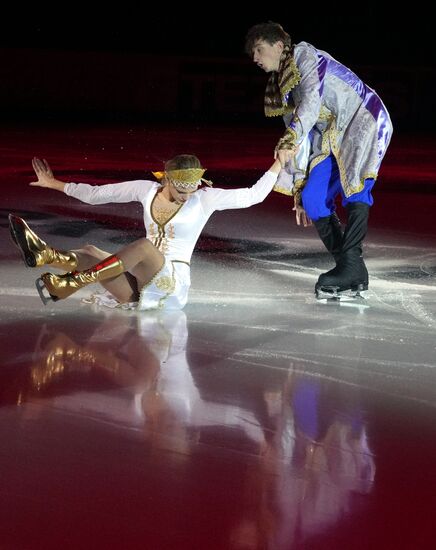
[1,7,435,130]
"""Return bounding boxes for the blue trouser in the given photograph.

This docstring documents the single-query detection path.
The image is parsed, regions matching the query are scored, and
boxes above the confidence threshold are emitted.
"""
[301,155,375,222]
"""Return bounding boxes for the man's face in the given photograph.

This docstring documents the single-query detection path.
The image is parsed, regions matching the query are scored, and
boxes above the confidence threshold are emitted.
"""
[252,39,284,72]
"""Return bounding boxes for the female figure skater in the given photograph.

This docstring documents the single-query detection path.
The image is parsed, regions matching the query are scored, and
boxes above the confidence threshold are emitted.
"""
[10,154,287,310]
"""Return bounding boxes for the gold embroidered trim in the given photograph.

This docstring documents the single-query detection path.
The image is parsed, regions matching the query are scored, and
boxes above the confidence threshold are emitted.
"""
[157,262,177,309]
[328,124,351,195]
[152,169,212,189]
[138,260,166,301]
[166,168,206,184]
[362,173,378,184]
[293,178,307,194]
[155,275,176,293]
[293,190,302,207]
[137,259,188,311]
[151,191,183,226]
[305,111,376,198]
[265,104,294,118]
[149,190,182,254]
[273,177,306,197]
[309,126,332,173]
[343,173,377,198]
[318,105,333,121]
[265,50,301,118]
[276,127,298,151]
[273,185,293,197]
[172,260,190,266]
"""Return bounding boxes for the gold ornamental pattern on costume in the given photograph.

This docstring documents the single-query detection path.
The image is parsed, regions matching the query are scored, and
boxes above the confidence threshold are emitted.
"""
[152,194,182,225]
[152,168,211,190]
[265,47,301,118]
[148,223,175,255]
[155,275,176,293]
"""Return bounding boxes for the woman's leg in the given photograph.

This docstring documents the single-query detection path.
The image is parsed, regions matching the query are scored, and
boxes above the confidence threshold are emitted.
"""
[114,238,164,278]
[39,238,165,304]
[72,244,138,303]
[72,239,164,303]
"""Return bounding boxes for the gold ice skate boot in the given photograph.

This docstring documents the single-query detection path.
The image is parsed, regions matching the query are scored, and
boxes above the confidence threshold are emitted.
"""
[36,255,124,305]
[9,214,78,269]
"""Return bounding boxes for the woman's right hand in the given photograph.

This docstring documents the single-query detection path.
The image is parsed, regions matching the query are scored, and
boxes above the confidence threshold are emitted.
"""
[269,158,283,174]
[30,157,65,191]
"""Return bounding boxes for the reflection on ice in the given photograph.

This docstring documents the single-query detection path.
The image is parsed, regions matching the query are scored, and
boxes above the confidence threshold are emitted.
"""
[0,306,377,545]
[230,366,375,547]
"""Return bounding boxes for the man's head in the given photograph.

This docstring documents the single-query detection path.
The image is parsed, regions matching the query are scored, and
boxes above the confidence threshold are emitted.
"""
[245,22,291,73]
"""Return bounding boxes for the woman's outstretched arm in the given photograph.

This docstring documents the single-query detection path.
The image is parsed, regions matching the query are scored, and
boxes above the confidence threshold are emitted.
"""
[200,158,282,213]
[29,157,150,205]
[30,158,66,192]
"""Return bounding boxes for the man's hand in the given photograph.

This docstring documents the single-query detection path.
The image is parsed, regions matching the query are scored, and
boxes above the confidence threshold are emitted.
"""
[30,158,65,191]
[292,203,312,227]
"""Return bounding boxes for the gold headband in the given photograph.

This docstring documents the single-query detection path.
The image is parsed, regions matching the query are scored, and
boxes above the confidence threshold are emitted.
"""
[152,168,213,190]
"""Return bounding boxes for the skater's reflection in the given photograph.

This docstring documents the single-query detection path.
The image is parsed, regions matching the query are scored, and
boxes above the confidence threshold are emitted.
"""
[5,312,163,419]
[134,312,268,452]
[2,316,375,545]
[4,311,266,452]
[229,365,375,549]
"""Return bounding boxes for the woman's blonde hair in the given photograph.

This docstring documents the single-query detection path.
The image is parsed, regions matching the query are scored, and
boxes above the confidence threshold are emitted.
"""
[164,154,203,172]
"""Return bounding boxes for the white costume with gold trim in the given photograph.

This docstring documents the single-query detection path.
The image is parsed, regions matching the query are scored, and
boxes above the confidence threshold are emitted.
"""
[64,170,278,310]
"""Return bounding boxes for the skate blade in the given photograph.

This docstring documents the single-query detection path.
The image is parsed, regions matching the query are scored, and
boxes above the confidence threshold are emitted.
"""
[315,286,368,301]
[35,278,58,306]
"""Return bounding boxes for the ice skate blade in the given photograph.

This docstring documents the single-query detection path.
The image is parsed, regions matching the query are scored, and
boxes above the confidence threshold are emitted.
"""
[35,278,59,306]
[315,286,368,301]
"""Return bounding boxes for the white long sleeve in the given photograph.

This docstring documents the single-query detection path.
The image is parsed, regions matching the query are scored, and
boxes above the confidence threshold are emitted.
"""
[199,170,278,215]
[64,179,154,205]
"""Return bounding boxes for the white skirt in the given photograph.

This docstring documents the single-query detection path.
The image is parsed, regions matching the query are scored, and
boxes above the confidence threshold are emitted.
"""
[82,258,191,311]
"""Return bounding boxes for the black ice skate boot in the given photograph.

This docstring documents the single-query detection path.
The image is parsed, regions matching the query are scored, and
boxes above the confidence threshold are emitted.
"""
[313,212,343,263]
[315,203,370,299]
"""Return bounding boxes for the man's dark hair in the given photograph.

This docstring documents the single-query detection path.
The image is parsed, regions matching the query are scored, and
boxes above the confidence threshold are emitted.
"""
[244,21,292,55]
